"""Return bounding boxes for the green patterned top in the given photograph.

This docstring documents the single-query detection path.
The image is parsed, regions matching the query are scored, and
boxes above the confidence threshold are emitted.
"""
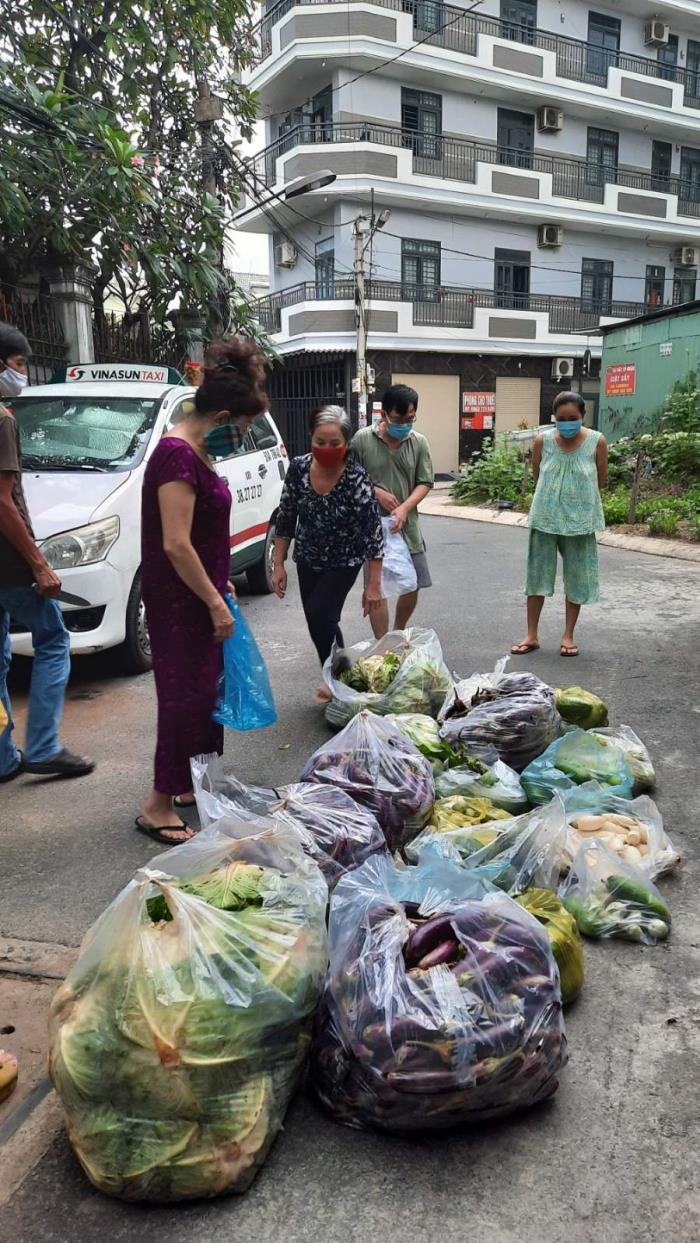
[528,429,605,536]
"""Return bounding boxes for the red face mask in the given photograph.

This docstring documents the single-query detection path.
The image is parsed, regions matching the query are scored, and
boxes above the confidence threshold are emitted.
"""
[312,443,347,467]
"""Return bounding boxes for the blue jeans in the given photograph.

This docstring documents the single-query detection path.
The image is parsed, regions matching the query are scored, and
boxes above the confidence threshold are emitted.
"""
[0,587,71,776]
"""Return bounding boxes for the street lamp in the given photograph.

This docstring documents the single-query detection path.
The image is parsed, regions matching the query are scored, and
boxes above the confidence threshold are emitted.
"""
[235,170,337,220]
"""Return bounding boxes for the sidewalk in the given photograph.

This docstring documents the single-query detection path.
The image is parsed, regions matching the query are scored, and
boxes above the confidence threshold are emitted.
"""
[422,485,700,564]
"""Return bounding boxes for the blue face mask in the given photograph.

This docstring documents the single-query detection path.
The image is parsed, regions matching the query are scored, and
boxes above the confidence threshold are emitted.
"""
[386,421,413,441]
[205,421,244,457]
[556,419,582,439]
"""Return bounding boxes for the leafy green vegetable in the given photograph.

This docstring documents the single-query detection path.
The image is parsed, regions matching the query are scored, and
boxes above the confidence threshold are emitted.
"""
[340,653,402,694]
[146,863,264,923]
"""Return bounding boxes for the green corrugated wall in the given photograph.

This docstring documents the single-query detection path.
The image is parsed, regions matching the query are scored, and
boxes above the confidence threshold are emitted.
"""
[599,308,700,442]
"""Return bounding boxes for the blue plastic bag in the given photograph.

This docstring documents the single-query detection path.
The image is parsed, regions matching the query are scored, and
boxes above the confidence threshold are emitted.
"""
[214,595,277,731]
[521,727,634,806]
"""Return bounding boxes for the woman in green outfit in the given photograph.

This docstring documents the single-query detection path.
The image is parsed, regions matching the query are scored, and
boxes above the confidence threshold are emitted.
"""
[512,392,607,659]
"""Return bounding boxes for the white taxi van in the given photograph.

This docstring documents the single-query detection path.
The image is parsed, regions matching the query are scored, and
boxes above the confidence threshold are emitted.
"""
[9,361,288,671]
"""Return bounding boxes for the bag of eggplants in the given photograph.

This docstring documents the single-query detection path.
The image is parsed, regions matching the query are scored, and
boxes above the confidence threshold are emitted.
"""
[309,850,567,1132]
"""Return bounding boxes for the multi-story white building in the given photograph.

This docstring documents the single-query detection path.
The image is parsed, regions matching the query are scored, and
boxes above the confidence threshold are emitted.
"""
[237,0,700,467]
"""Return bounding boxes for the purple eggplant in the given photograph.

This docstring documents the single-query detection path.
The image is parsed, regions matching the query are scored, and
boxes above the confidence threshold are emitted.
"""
[417,938,461,970]
[404,914,456,967]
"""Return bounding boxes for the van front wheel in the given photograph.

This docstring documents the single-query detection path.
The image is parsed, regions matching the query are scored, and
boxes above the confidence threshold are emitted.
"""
[120,573,152,674]
[246,520,276,595]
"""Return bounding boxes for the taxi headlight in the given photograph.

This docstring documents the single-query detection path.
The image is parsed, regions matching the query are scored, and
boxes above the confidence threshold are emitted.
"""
[40,516,120,570]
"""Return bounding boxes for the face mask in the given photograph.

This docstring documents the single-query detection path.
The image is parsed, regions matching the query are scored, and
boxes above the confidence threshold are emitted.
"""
[312,443,347,468]
[0,367,28,399]
[386,421,413,441]
[204,421,244,457]
[556,419,582,439]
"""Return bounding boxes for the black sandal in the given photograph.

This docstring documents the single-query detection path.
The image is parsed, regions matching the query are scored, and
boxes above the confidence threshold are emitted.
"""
[24,747,94,778]
[0,752,23,784]
[173,794,196,808]
[134,816,196,845]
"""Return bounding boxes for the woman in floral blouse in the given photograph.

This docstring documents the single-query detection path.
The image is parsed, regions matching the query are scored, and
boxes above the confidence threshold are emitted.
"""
[272,405,383,701]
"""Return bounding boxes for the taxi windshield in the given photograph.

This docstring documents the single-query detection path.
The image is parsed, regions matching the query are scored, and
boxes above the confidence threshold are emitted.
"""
[12,396,160,472]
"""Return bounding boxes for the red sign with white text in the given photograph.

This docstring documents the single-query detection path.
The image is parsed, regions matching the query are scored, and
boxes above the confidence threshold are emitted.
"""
[604,363,637,397]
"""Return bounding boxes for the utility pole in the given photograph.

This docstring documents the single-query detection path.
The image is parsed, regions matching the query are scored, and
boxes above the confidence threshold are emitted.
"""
[194,80,223,199]
[353,204,390,428]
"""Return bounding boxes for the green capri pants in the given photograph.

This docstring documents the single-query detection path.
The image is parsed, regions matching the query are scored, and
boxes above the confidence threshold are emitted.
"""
[526,529,600,605]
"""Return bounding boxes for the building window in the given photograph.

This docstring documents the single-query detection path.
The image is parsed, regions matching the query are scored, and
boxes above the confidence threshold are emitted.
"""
[402,88,442,160]
[586,12,620,80]
[315,238,334,299]
[401,239,440,301]
[657,33,679,81]
[687,40,700,100]
[581,258,613,314]
[495,248,531,310]
[497,108,534,169]
[651,140,672,193]
[500,0,537,45]
[412,0,444,35]
[673,267,697,305]
[586,126,619,188]
[645,265,665,307]
[679,147,700,207]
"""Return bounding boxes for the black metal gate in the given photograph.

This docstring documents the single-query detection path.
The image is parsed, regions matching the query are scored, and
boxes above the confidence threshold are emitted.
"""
[0,285,67,383]
[265,351,351,458]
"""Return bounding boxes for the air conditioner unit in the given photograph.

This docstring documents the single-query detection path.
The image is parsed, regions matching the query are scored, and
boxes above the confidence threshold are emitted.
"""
[274,242,298,269]
[538,223,563,248]
[552,357,575,381]
[644,19,670,46]
[537,105,563,133]
[673,246,700,267]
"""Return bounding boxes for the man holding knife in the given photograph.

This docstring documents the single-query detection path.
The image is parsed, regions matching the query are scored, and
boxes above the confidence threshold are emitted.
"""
[0,322,93,781]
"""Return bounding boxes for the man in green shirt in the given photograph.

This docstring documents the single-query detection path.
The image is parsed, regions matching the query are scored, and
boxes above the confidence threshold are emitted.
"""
[352,383,434,638]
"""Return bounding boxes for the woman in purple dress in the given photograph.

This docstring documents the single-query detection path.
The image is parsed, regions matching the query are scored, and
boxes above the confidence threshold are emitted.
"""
[135,337,268,843]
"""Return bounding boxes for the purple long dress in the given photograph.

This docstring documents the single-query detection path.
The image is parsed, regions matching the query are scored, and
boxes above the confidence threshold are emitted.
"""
[141,438,231,794]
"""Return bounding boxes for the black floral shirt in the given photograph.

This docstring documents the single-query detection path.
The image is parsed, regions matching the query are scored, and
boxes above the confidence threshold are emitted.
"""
[276,454,384,569]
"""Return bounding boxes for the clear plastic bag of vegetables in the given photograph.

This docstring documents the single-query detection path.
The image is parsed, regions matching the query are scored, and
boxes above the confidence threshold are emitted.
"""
[385,712,456,768]
[301,710,435,853]
[309,852,567,1132]
[49,827,328,1203]
[590,725,655,794]
[560,838,671,945]
[561,781,679,879]
[407,798,567,897]
[439,657,560,772]
[191,755,387,889]
[323,629,452,729]
[435,754,529,814]
[555,685,608,730]
[514,889,584,1005]
[520,727,634,806]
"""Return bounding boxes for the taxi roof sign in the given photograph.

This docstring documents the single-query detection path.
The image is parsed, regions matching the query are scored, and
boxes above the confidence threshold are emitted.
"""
[50,363,185,385]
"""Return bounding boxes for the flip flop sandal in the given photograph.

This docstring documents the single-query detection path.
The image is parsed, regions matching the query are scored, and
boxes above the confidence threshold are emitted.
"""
[511,642,540,655]
[173,795,196,808]
[134,816,196,846]
[560,645,579,657]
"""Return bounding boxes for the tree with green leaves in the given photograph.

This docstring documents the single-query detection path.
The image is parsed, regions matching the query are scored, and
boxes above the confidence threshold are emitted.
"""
[1,0,267,345]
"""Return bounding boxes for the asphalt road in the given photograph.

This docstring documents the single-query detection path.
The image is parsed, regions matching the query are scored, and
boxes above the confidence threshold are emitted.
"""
[3,515,700,1242]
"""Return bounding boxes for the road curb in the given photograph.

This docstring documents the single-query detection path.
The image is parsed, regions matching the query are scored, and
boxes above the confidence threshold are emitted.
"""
[420,497,700,563]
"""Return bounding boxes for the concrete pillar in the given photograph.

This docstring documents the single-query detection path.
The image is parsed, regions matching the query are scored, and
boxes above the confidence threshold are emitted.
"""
[171,309,207,363]
[46,262,96,363]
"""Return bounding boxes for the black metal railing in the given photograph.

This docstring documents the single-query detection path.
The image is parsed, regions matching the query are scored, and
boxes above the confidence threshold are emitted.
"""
[253,276,647,334]
[0,285,67,384]
[252,0,700,109]
[243,122,700,218]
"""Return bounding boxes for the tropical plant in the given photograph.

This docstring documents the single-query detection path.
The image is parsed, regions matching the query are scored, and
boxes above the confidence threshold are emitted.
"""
[452,435,532,506]
[2,1,268,346]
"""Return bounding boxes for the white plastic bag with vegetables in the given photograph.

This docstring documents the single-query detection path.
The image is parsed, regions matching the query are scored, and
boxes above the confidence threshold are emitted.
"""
[590,726,655,794]
[309,851,567,1132]
[439,657,561,772]
[322,628,452,729]
[560,838,671,945]
[191,754,387,889]
[49,827,327,1203]
[561,781,679,879]
[301,710,435,853]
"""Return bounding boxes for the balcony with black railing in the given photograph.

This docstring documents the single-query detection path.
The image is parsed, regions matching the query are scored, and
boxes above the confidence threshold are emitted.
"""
[251,0,700,110]
[242,123,700,220]
[253,277,647,336]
